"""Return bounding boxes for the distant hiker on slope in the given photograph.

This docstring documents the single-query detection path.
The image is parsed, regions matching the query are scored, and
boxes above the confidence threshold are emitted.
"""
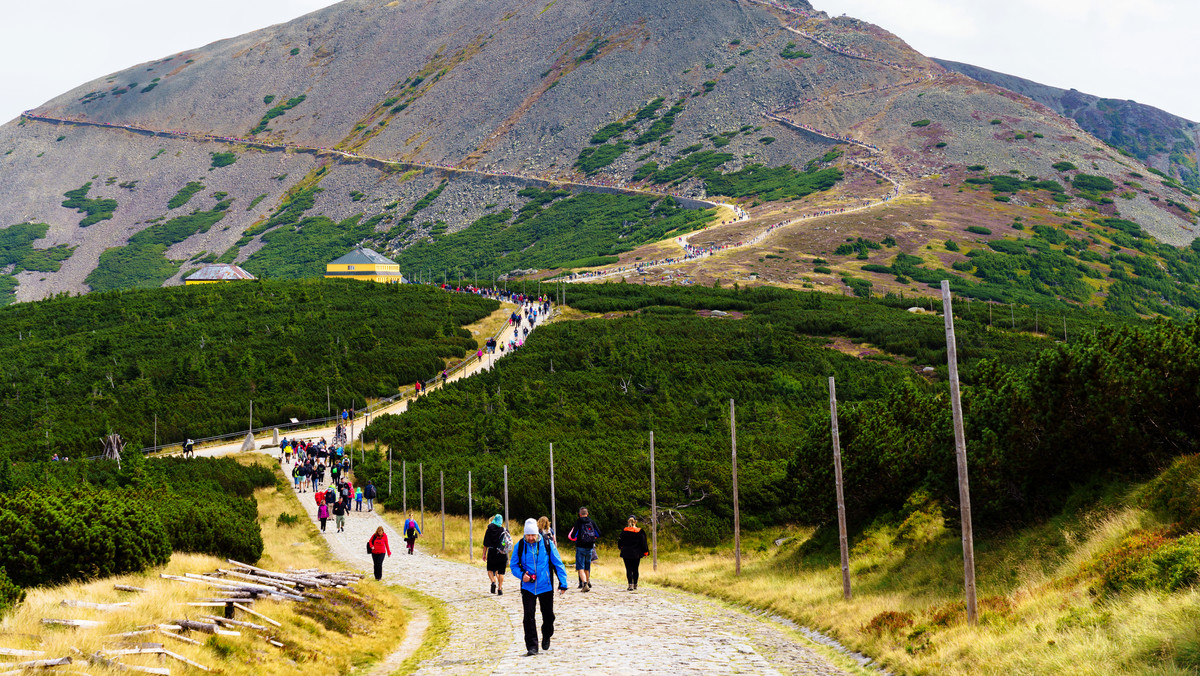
[511,518,568,656]
[568,506,602,592]
[368,526,391,580]
[482,514,512,595]
[617,516,650,591]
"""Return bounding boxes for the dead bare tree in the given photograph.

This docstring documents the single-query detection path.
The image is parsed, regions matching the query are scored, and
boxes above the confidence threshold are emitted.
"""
[101,434,125,469]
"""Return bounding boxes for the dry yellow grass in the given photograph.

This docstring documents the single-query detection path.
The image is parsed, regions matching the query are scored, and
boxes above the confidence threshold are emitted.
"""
[0,456,410,676]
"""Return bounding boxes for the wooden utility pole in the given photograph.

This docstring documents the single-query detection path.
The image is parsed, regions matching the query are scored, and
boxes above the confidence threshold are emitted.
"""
[829,377,852,600]
[731,399,741,576]
[503,465,510,529]
[249,400,253,437]
[549,443,557,536]
[650,431,658,571]
[941,280,978,626]
[420,463,424,531]
[388,447,393,496]
[440,471,446,553]
[468,471,473,561]
[403,461,407,513]
[153,414,157,451]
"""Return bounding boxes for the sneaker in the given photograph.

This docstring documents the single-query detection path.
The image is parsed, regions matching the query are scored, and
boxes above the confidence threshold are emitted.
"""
[577,581,583,589]
[586,581,593,591]
[490,582,496,594]
[497,588,503,596]
[581,584,589,593]
[526,648,539,656]
[541,637,550,651]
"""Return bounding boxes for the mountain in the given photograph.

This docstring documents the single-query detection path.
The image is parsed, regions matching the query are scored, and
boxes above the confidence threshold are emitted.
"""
[2,0,1199,314]
[935,58,1200,191]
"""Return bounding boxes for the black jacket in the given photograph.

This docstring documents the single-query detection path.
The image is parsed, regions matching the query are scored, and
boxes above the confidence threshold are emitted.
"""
[482,523,506,550]
[617,527,649,559]
[570,517,602,549]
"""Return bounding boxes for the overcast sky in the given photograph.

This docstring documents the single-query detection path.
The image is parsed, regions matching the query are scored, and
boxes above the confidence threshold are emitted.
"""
[2,0,1197,125]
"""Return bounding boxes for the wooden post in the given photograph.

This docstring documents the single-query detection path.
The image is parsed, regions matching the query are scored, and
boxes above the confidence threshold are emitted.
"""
[403,461,407,513]
[650,431,658,571]
[388,447,392,496]
[154,414,157,451]
[731,399,741,576]
[420,463,424,531]
[249,400,253,437]
[941,280,978,626]
[829,377,852,600]
[440,471,446,554]
[549,443,557,536]
[468,471,473,562]
[503,464,509,530]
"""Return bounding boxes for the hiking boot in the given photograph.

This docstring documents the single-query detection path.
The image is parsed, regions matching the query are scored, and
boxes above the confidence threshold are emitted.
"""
[497,588,503,596]
[581,583,589,592]
[490,582,496,594]
[586,581,593,591]
[526,648,539,656]
[633,583,638,590]
[542,637,550,651]
[577,581,583,589]
[627,583,633,591]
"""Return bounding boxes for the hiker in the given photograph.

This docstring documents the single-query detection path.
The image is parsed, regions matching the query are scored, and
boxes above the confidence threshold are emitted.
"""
[315,488,326,508]
[332,497,347,533]
[318,501,329,532]
[403,513,422,554]
[368,526,391,580]
[538,516,555,544]
[292,464,302,491]
[364,481,377,511]
[354,485,364,511]
[568,506,602,591]
[617,516,650,591]
[340,481,352,510]
[510,518,568,656]
[482,515,512,595]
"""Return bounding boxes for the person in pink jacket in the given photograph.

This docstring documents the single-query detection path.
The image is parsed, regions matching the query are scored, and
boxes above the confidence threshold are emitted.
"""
[368,526,391,580]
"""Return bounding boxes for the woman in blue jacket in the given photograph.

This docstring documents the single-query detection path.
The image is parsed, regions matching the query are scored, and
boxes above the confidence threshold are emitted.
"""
[510,518,569,656]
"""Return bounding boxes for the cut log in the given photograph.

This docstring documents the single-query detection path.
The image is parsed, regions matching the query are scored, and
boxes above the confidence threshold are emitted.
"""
[61,600,131,611]
[199,616,267,632]
[4,662,72,672]
[232,603,281,628]
[169,620,217,635]
[113,585,147,593]
[156,630,202,647]
[41,619,101,629]
[0,648,45,657]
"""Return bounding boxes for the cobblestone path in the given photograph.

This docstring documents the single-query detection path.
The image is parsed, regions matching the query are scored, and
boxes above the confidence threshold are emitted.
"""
[283,470,850,675]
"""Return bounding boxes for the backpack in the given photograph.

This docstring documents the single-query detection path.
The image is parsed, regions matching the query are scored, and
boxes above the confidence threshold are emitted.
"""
[579,519,599,546]
[364,485,376,499]
[498,529,513,555]
[516,537,555,584]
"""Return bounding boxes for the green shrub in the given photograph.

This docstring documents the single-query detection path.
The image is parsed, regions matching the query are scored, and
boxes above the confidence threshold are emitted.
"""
[990,119,1002,125]
[0,487,171,588]
[289,48,300,56]
[250,95,307,135]
[966,226,992,235]
[780,42,812,59]
[61,183,117,227]
[911,120,932,128]
[0,568,23,614]
[575,142,630,174]
[210,152,237,169]
[1072,174,1116,192]
[1052,161,1077,172]
[167,182,205,210]
[1143,455,1200,532]
[944,239,959,251]
[263,95,275,105]
[814,266,832,274]
[966,165,985,172]
[935,142,947,148]
[276,512,302,527]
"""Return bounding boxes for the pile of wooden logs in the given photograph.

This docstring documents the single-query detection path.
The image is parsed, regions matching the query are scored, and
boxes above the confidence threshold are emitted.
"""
[1,562,364,675]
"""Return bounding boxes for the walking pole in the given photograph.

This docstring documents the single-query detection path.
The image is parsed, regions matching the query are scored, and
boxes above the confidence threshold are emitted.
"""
[549,443,557,536]
[650,431,658,571]
[942,280,978,625]
[731,399,741,576]
[830,377,852,600]
[440,471,446,554]
[468,471,473,562]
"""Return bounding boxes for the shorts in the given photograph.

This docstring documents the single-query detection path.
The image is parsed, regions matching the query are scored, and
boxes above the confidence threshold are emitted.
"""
[487,549,508,573]
[575,547,593,572]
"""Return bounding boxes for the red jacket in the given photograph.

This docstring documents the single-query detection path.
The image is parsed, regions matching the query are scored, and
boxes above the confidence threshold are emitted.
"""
[315,492,325,506]
[368,532,391,555]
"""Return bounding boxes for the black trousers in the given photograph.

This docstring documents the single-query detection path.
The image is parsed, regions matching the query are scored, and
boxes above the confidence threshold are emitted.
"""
[520,590,555,650]
[372,553,386,580]
[623,556,641,585]
[319,518,327,532]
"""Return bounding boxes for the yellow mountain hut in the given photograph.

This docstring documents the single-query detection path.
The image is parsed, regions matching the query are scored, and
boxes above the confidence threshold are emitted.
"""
[325,248,406,283]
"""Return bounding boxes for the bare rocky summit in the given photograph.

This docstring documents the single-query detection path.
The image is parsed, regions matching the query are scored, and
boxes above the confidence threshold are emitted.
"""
[0,0,1196,301]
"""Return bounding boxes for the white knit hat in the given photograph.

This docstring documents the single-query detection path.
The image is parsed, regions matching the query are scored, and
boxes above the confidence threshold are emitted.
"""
[524,518,538,535]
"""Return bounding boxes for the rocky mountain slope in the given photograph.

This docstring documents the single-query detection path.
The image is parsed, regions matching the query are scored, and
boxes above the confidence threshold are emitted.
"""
[936,58,1199,190]
[1,0,1197,308]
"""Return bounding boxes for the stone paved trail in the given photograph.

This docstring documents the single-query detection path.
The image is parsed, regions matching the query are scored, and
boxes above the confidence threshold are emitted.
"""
[277,462,851,675]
